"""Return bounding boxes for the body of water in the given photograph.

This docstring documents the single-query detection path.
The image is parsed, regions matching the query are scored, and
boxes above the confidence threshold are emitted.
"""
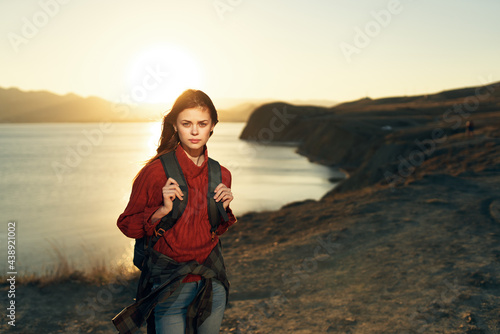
[0,122,343,274]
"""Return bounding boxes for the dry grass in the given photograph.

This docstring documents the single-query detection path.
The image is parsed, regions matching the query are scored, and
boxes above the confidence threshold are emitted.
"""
[1,242,139,287]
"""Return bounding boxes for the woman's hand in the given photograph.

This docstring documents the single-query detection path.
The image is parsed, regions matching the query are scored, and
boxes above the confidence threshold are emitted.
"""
[151,178,184,224]
[214,183,233,210]
[162,178,184,213]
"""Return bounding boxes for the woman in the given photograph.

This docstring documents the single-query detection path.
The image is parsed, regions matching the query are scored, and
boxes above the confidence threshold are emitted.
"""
[115,89,237,334]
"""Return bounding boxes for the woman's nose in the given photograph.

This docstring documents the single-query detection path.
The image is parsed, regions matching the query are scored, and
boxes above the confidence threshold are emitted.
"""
[191,125,199,135]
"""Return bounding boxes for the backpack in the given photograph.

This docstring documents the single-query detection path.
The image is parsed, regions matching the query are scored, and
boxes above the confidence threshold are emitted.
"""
[133,150,229,271]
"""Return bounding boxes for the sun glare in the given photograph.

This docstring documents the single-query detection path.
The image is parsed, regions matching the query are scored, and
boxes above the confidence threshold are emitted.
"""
[147,121,163,156]
[126,44,203,104]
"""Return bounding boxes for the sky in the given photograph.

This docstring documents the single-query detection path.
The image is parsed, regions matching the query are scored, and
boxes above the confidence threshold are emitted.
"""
[1,0,500,107]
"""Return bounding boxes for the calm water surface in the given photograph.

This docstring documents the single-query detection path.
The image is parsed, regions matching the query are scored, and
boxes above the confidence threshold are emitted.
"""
[0,122,343,274]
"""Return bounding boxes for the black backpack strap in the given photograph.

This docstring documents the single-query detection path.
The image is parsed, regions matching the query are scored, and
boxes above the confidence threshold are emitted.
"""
[159,151,188,220]
[144,151,188,250]
[207,158,229,238]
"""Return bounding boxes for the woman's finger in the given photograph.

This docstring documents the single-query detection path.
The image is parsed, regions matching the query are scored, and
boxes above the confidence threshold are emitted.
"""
[219,194,230,203]
[162,187,175,198]
[213,185,230,199]
[214,183,227,193]
[163,182,184,199]
[213,188,221,200]
[214,187,225,201]
[222,194,233,209]
[164,187,184,201]
[174,188,184,200]
[166,178,180,187]
[215,188,232,202]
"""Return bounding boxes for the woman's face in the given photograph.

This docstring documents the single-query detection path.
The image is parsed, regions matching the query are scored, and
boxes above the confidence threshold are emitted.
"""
[174,107,215,155]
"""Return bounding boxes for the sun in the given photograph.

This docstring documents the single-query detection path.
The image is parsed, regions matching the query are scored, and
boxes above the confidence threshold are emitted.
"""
[125,44,203,104]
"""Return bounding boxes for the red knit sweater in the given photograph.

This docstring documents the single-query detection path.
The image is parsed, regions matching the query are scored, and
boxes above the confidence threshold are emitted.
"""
[117,145,237,282]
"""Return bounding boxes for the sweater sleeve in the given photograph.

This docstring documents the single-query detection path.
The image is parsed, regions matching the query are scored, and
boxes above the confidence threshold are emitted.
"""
[117,163,164,239]
[216,165,237,235]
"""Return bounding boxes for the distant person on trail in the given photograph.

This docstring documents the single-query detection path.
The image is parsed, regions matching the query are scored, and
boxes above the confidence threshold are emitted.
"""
[465,120,475,138]
[113,89,237,334]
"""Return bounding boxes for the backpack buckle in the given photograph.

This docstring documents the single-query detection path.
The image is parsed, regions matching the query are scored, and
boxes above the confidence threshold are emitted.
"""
[155,227,166,237]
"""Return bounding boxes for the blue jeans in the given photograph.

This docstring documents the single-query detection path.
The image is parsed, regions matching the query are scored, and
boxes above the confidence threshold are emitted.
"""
[153,279,226,334]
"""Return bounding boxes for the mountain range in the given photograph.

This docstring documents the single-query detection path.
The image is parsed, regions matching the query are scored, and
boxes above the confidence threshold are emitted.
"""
[0,87,337,123]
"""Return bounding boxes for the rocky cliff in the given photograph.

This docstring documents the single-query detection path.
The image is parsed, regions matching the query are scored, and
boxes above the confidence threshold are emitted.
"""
[240,82,500,192]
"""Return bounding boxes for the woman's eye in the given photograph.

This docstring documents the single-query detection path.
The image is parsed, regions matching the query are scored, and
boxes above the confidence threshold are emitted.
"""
[182,123,190,127]
[199,123,207,127]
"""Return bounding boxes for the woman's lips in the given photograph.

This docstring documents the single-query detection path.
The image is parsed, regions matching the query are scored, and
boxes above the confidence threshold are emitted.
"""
[189,139,201,143]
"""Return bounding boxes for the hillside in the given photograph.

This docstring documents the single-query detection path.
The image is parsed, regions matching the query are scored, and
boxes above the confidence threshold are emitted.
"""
[240,81,500,191]
[0,87,259,123]
[0,87,162,122]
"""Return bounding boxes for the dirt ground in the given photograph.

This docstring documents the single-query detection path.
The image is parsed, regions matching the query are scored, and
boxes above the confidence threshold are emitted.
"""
[220,173,500,334]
